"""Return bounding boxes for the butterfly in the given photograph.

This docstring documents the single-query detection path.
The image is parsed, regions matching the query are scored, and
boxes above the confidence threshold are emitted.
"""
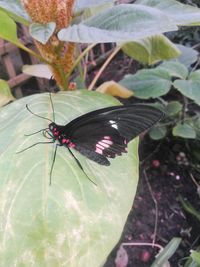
[18,95,164,185]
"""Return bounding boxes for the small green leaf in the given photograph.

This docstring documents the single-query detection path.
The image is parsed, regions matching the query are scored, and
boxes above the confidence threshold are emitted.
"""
[173,79,200,105]
[0,9,28,51]
[149,125,167,140]
[159,61,188,79]
[165,101,182,116]
[0,79,15,107]
[191,251,200,264]
[171,44,198,68]
[179,196,200,222]
[120,69,171,99]
[151,237,181,267]
[172,123,196,138]
[189,70,200,81]
[30,22,56,44]
[122,34,180,65]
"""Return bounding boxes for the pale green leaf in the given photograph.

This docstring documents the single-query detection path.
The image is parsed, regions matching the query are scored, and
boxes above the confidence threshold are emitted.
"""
[159,61,188,79]
[0,91,139,267]
[189,70,200,81]
[22,64,53,79]
[74,0,114,12]
[191,251,200,264]
[30,22,56,44]
[122,34,180,65]
[0,0,30,23]
[0,79,15,107]
[173,79,200,105]
[120,69,171,99]
[165,101,182,116]
[170,44,198,68]
[172,123,196,138]
[135,0,200,26]
[151,238,181,267]
[149,125,167,140]
[58,4,177,43]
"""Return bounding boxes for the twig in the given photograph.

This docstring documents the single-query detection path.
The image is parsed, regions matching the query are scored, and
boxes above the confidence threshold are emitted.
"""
[122,242,163,251]
[143,169,158,246]
[88,46,121,90]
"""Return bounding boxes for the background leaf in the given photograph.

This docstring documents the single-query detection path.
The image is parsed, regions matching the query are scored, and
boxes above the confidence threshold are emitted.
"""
[120,69,172,99]
[135,0,200,25]
[172,123,196,138]
[58,4,177,43]
[122,35,180,65]
[30,22,56,44]
[0,91,139,267]
[0,0,30,23]
[0,79,15,107]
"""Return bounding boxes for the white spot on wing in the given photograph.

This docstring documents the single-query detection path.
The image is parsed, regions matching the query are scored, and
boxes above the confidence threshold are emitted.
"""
[109,120,118,129]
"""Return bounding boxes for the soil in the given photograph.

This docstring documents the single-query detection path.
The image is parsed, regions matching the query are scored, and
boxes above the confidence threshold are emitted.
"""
[104,136,200,267]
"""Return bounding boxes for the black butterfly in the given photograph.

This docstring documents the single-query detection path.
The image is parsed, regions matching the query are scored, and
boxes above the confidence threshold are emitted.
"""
[18,95,164,185]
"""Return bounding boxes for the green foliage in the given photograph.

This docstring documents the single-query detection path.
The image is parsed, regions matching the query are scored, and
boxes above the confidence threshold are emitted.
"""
[0,91,139,266]
[122,35,180,65]
[0,79,15,107]
[30,22,56,44]
[120,43,200,140]
[151,238,181,267]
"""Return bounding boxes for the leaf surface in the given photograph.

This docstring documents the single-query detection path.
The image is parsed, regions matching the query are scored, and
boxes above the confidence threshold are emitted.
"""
[0,91,139,267]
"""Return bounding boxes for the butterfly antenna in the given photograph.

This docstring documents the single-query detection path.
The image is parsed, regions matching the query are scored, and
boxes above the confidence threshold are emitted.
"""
[49,93,55,122]
[26,104,53,123]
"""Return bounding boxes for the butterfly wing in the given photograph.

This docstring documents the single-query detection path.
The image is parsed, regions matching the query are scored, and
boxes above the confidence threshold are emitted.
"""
[64,105,164,165]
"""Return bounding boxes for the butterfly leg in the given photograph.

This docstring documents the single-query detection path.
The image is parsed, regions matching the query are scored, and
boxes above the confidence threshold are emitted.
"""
[67,147,97,186]
[16,141,55,154]
[49,143,61,186]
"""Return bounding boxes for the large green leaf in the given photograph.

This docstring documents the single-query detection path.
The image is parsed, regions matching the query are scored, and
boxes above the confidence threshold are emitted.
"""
[74,0,115,12]
[135,0,200,25]
[0,91,139,267]
[120,69,172,99]
[122,34,180,65]
[58,4,177,43]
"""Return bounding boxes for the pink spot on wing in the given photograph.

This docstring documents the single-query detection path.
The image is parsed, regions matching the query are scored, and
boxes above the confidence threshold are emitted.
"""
[102,140,113,145]
[96,148,103,154]
[124,139,128,145]
[104,136,111,140]
[62,138,69,144]
[96,143,105,150]
[98,141,109,148]
[69,142,75,148]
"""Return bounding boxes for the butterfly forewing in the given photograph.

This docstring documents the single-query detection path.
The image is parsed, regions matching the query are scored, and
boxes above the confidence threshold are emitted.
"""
[62,104,164,165]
